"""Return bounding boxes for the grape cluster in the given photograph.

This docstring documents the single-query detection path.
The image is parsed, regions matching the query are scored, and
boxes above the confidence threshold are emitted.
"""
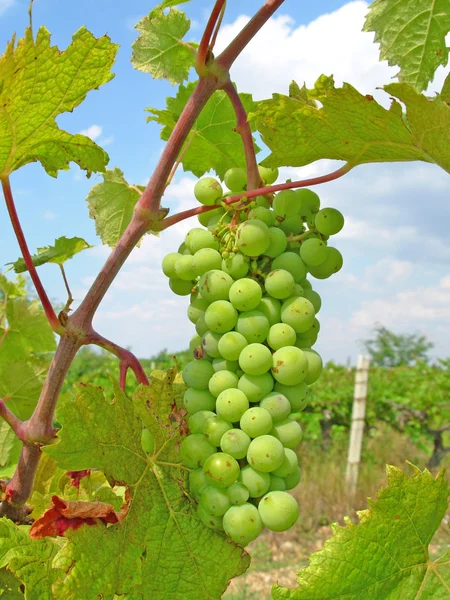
[161,165,344,546]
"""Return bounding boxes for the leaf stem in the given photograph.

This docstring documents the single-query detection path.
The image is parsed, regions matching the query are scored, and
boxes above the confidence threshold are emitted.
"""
[159,164,352,230]
[196,0,227,75]
[1,177,64,335]
[0,399,23,439]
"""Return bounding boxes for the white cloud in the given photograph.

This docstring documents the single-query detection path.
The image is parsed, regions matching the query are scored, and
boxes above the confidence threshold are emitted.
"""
[0,0,15,16]
[80,125,103,140]
[43,210,57,221]
[99,136,115,147]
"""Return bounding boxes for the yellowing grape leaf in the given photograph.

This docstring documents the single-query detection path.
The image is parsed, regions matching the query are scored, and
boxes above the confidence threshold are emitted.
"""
[147,83,260,178]
[253,75,449,172]
[8,237,91,274]
[42,372,249,599]
[364,0,450,93]
[132,1,197,85]
[273,467,450,600]
[0,26,118,178]
[86,168,146,248]
[0,273,26,298]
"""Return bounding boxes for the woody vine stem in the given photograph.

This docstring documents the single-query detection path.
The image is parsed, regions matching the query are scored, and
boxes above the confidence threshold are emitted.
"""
[0,0,351,519]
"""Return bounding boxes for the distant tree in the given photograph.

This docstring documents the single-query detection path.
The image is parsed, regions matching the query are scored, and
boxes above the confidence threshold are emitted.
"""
[363,325,433,367]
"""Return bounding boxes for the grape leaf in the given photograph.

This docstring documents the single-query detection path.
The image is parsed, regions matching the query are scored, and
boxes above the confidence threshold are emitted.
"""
[385,82,450,173]
[0,298,55,358]
[0,360,46,420]
[0,568,23,599]
[8,237,91,274]
[0,420,21,478]
[364,0,450,93]
[252,75,446,171]
[273,466,450,600]
[43,372,250,599]
[157,0,191,8]
[147,83,260,178]
[0,274,26,298]
[86,168,145,248]
[441,72,450,102]
[0,26,118,178]
[0,518,59,600]
[131,2,197,85]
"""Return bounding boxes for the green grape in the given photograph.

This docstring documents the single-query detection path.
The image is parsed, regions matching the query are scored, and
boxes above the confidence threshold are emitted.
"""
[204,300,238,334]
[258,165,279,185]
[198,205,224,227]
[255,195,271,208]
[272,346,308,385]
[185,228,219,254]
[229,278,262,311]
[189,334,202,355]
[315,207,344,235]
[308,247,343,279]
[303,349,323,384]
[274,381,309,412]
[189,467,208,498]
[183,388,216,414]
[220,428,251,459]
[178,242,191,255]
[212,357,239,372]
[272,252,307,282]
[284,466,301,489]
[295,328,318,349]
[297,188,320,216]
[240,407,273,438]
[141,428,155,454]
[267,323,297,350]
[192,248,222,276]
[188,410,216,434]
[299,277,312,290]
[199,270,234,302]
[247,435,284,472]
[169,278,194,296]
[194,177,223,205]
[278,215,304,236]
[272,448,298,478]
[239,343,273,376]
[257,297,281,326]
[208,370,239,397]
[203,416,232,447]
[227,482,250,505]
[238,465,270,498]
[248,206,276,227]
[202,331,222,358]
[268,475,286,491]
[182,359,214,389]
[271,419,303,449]
[303,288,321,313]
[236,219,271,256]
[299,238,327,266]
[218,331,248,361]
[264,267,297,302]
[180,434,216,468]
[224,167,247,192]
[289,283,304,298]
[260,392,291,422]
[195,314,209,336]
[197,503,224,530]
[258,491,299,532]
[200,485,231,516]
[265,227,288,258]
[221,254,249,278]
[236,310,270,343]
[281,296,315,333]
[203,452,240,488]
[187,297,209,324]
[215,388,249,422]
[238,372,274,403]
[288,412,303,422]
[223,503,263,546]
[273,190,301,219]
[162,252,180,277]
[174,255,196,280]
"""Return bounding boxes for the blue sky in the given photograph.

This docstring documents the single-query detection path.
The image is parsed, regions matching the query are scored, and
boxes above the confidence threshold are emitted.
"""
[1,0,450,364]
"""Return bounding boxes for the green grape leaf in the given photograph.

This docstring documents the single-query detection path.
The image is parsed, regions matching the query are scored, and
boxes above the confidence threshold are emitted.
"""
[147,83,260,178]
[0,274,26,298]
[0,519,60,600]
[0,420,21,478]
[0,360,46,420]
[384,82,450,173]
[86,168,144,248]
[273,467,450,600]
[157,0,191,9]
[8,237,91,274]
[0,26,118,178]
[131,2,197,85]
[43,373,250,599]
[0,298,55,358]
[441,72,450,102]
[252,75,444,171]
[0,568,23,599]
[364,0,450,93]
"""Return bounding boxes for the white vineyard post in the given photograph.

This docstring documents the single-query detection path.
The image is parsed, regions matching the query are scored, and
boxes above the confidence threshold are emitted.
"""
[346,355,370,499]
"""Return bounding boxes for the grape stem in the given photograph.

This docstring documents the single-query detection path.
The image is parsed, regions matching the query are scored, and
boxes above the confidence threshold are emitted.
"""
[222,80,261,191]
[158,163,353,231]
[1,177,64,335]
[196,0,227,76]
[0,399,23,439]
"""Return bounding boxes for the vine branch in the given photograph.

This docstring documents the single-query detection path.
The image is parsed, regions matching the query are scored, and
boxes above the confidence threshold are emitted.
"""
[0,399,23,439]
[196,0,226,75]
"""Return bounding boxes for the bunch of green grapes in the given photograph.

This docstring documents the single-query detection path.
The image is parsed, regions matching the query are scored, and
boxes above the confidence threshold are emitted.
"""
[161,165,344,546]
